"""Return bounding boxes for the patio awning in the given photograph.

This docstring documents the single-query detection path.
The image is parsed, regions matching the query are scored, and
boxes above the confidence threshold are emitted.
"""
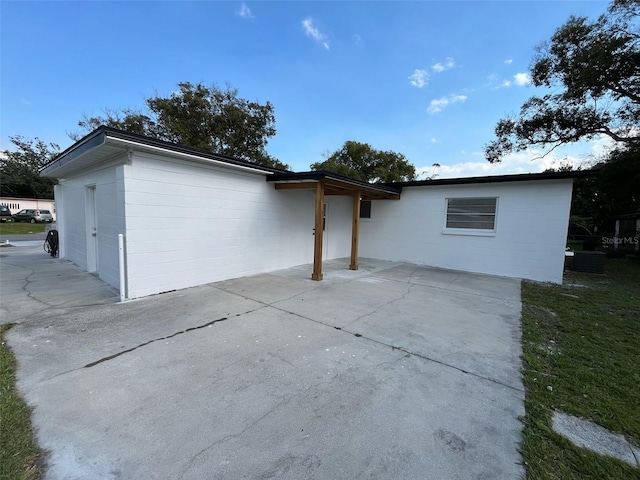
[267,171,401,200]
[267,171,401,281]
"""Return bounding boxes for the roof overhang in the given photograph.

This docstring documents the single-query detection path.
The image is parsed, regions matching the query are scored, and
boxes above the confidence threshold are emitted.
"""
[384,169,598,188]
[268,171,401,200]
[40,126,283,178]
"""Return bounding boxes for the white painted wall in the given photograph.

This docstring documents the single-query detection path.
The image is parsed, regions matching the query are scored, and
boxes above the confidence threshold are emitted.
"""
[55,146,573,298]
[359,180,573,283]
[324,196,353,260]
[0,197,56,219]
[55,160,126,290]
[122,152,320,298]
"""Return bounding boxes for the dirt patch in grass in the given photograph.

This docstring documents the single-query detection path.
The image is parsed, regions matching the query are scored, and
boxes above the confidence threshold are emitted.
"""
[1,324,44,479]
[521,258,640,479]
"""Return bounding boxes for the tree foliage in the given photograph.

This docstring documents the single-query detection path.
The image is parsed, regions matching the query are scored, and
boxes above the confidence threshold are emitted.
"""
[310,141,417,183]
[486,0,640,163]
[74,82,288,170]
[0,136,59,198]
[586,146,640,227]
[553,144,640,233]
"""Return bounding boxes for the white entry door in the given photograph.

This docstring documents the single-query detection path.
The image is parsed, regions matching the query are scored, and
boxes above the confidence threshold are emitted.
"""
[85,185,98,273]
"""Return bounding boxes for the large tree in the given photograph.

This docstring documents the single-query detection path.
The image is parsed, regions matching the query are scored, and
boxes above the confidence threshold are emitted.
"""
[485,0,640,163]
[0,136,59,198]
[580,146,640,227]
[311,141,417,183]
[74,82,288,170]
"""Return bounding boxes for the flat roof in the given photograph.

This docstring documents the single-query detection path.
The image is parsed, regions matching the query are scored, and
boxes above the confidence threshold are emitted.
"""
[41,126,287,177]
[383,170,597,188]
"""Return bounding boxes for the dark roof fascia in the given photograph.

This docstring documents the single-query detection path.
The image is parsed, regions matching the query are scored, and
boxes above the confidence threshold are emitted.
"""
[41,126,289,176]
[39,128,107,175]
[100,127,287,175]
[267,170,402,195]
[383,170,598,188]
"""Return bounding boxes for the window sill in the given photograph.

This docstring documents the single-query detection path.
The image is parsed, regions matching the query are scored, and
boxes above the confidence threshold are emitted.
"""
[442,228,496,237]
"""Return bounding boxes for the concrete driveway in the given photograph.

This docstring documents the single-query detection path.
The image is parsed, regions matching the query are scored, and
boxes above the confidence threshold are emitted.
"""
[2,244,524,479]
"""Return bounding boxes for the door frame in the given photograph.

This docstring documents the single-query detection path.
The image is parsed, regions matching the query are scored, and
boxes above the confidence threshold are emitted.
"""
[85,185,98,273]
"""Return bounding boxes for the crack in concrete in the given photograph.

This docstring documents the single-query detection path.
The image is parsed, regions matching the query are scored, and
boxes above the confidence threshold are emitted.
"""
[209,281,523,392]
[44,269,521,391]
[3,263,119,325]
[343,282,414,328]
[41,305,270,381]
[377,268,517,304]
[345,332,524,392]
[207,277,316,306]
[22,270,56,308]
[83,316,231,368]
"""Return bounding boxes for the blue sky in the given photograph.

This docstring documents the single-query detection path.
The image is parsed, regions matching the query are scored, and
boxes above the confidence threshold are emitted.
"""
[1,0,611,178]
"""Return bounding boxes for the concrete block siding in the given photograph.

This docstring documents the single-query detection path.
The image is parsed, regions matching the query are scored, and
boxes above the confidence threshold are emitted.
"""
[55,162,125,291]
[55,156,573,298]
[359,180,573,283]
[48,128,576,299]
[123,153,354,298]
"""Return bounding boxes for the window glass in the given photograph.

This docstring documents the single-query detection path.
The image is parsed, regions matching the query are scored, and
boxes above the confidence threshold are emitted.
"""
[446,197,496,230]
[360,200,372,219]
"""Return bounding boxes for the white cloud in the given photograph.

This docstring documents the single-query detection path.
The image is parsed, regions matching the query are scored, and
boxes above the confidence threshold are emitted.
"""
[409,69,429,88]
[302,18,329,51]
[430,137,438,144]
[431,57,455,73]
[353,34,362,45]
[485,74,512,90]
[416,142,603,179]
[237,2,254,19]
[427,94,467,114]
[513,72,532,86]
[505,58,513,64]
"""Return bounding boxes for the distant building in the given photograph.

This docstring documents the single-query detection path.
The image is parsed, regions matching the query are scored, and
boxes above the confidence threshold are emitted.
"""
[0,197,56,220]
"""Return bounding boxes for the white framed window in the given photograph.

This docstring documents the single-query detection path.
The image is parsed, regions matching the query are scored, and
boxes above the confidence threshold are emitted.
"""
[443,197,497,236]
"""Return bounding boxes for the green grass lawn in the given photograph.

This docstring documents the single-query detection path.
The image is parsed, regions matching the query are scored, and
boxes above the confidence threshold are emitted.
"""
[0,325,43,479]
[0,223,46,235]
[521,258,640,479]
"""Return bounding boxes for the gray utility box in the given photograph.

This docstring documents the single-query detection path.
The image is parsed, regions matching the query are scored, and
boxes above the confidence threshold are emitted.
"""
[573,251,606,274]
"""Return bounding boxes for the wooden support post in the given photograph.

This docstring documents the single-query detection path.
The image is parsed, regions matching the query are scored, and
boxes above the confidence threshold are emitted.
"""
[350,190,361,270]
[312,181,324,281]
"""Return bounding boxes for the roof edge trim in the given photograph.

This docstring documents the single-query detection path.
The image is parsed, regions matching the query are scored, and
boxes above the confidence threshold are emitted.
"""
[105,136,274,176]
[384,169,598,188]
[40,130,107,177]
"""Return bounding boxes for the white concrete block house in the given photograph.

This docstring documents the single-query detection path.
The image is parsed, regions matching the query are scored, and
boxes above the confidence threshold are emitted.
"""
[41,127,591,300]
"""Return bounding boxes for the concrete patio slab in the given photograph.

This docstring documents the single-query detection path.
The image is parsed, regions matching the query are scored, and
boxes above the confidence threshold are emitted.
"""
[3,248,526,479]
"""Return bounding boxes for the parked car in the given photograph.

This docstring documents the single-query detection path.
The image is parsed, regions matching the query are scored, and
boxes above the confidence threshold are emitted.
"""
[0,205,12,222]
[12,209,53,223]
